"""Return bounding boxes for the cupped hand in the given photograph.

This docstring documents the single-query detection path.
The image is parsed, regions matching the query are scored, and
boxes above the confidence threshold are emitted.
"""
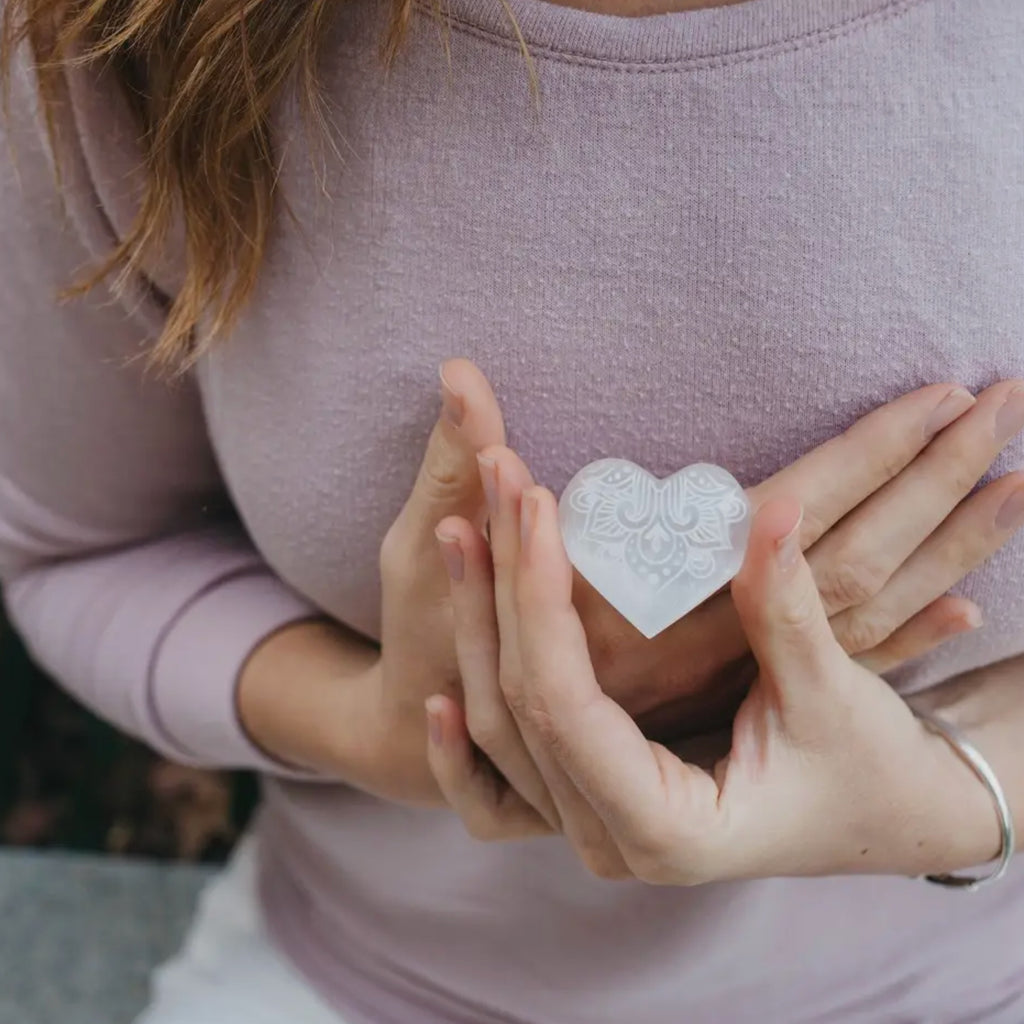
[494,382,1024,740]
[433,487,1001,882]
[426,380,1024,843]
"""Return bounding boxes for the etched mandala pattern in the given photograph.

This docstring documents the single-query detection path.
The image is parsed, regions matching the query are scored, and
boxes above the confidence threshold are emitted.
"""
[566,460,748,592]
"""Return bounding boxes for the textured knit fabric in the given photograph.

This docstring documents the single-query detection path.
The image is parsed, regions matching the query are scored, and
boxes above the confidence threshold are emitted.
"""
[3,0,1024,1021]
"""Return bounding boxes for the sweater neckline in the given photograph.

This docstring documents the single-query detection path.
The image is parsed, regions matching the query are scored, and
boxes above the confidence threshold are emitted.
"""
[434,0,914,67]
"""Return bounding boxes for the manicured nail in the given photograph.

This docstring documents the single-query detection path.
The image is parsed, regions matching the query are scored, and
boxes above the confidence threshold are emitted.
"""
[425,698,444,745]
[521,491,538,550]
[435,531,464,582]
[439,365,464,428]
[994,386,1024,444]
[923,386,975,441]
[995,484,1024,531]
[775,514,803,571]
[478,454,498,518]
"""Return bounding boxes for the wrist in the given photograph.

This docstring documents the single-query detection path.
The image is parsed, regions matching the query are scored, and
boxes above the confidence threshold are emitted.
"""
[236,618,380,778]
[905,718,1004,875]
[237,622,443,806]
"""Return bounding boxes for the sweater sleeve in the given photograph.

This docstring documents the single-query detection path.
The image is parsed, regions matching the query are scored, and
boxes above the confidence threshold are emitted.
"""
[0,47,321,772]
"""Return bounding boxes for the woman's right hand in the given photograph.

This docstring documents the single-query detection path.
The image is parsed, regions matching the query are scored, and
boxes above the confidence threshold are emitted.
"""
[577,380,1024,739]
[428,379,1024,839]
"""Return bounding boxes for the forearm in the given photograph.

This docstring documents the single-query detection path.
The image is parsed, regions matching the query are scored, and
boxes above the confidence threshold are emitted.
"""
[238,619,380,777]
[237,619,440,803]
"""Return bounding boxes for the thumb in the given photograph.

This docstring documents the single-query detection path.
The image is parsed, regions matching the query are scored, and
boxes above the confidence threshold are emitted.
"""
[400,359,506,542]
[730,498,841,705]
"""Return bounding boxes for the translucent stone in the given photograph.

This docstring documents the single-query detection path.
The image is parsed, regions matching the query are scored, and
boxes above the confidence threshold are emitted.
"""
[558,459,751,639]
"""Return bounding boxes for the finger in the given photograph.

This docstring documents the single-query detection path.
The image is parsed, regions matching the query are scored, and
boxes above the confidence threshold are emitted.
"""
[748,383,976,550]
[486,465,631,879]
[479,445,534,700]
[579,385,980,722]
[730,498,841,708]
[396,359,506,547]
[425,695,552,840]
[830,470,1024,654]
[856,597,982,675]
[808,381,1024,616]
[435,515,560,829]
[516,487,719,876]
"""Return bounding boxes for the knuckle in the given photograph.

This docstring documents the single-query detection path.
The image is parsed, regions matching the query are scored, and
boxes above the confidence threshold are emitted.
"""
[777,584,823,633]
[942,440,983,496]
[837,609,894,654]
[500,678,529,719]
[416,439,466,504]
[816,555,887,613]
[619,827,677,884]
[577,843,629,881]
[624,826,715,887]
[522,698,559,746]
[794,504,828,548]
[462,811,502,843]
[876,444,912,483]
[464,707,507,756]
[839,423,910,482]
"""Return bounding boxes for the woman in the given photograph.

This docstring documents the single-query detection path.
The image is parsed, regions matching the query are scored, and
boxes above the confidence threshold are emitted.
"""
[2,0,1023,1021]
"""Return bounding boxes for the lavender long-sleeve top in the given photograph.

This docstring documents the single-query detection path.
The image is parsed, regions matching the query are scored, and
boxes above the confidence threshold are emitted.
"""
[3,1,1024,1020]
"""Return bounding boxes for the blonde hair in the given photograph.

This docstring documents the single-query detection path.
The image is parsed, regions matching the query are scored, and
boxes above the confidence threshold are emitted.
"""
[2,1,417,372]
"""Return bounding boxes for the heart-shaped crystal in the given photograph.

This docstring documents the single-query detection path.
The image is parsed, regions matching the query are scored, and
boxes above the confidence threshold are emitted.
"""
[558,459,751,639]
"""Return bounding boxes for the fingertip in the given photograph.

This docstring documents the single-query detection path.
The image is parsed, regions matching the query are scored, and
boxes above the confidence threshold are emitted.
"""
[489,445,535,492]
[522,486,560,546]
[755,496,804,546]
[425,695,447,745]
[441,359,507,448]
[735,496,804,593]
[435,515,478,546]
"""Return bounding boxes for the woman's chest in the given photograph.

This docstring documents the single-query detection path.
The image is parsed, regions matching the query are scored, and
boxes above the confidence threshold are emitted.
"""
[198,5,1024,668]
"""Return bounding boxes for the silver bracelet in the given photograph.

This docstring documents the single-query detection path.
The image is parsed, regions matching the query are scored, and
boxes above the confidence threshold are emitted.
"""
[912,707,1015,892]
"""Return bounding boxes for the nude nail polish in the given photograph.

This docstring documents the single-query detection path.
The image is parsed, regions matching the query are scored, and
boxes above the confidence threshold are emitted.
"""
[425,699,444,745]
[436,532,465,581]
[995,485,1024,531]
[439,366,464,428]
[478,454,498,518]
[922,387,975,441]
[994,386,1024,444]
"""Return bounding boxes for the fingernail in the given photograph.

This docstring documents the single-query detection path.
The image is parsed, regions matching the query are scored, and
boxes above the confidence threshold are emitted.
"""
[425,698,444,745]
[478,454,498,518]
[435,531,465,582]
[995,484,1024,531]
[521,492,538,549]
[775,514,803,571]
[994,386,1024,444]
[923,386,975,441]
[439,365,464,428]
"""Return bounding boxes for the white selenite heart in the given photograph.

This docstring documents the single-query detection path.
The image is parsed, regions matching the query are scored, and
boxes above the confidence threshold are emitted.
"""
[558,460,751,639]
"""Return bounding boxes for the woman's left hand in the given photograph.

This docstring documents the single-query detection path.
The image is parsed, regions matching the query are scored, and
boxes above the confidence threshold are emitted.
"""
[426,469,1001,882]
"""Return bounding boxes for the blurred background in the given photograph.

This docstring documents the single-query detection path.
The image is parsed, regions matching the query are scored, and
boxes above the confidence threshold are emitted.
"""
[1,601,259,1023]
[0,601,252,863]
